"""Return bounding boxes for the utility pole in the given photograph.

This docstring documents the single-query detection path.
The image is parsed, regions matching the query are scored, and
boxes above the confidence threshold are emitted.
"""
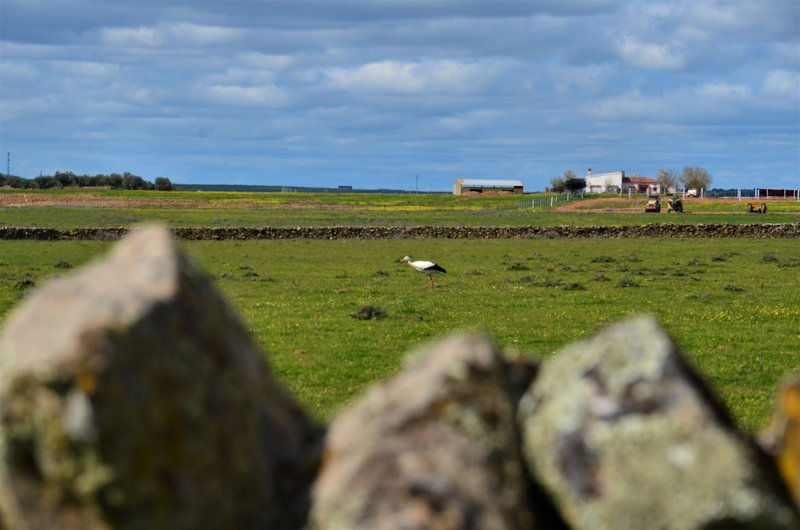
[6,152,9,177]
[415,175,418,193]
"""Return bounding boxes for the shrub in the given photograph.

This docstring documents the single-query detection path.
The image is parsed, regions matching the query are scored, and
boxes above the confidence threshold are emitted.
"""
[155,177,173,191]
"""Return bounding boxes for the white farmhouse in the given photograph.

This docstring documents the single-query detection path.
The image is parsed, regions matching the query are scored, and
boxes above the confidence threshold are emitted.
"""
[583,169,662,195]
[584,169,626,193]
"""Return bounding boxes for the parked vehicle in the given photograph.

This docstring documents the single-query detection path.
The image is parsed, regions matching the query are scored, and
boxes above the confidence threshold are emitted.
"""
[645,196,661,213]
[667,195,683,213]
[747,203,768,214]
[685,189,699,197]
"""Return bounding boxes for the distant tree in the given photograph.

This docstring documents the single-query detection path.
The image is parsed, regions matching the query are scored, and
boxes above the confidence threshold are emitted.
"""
[34,175,56,189]
[6,176,24,188]
[658,169,677,193]
[76,175,95,187]
[154,177,173,191]
[108,174,123,189]
[54,171,76,188]
[122,173,147,190]
[0,174,6,187]
[563,169,577,180]
[679,166,712,191]
[550,176,565,193]
[564,177,586,193]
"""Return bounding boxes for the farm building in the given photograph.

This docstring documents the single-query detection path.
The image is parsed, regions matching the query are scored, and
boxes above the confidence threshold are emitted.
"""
[755,188,799,198]
[453,179,524,195]
[583,169,662,194]
[626,176,662,195]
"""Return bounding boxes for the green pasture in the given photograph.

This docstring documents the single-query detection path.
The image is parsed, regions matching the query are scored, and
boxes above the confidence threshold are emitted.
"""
[2,189,799,228]
[1,236,798,432]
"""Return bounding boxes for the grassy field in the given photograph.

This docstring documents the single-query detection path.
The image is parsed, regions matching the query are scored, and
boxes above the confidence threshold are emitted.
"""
[2,189,800,227]
[1,236,798,432]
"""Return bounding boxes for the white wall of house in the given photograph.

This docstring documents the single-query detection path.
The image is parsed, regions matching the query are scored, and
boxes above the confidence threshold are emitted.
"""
[584,171,624,193]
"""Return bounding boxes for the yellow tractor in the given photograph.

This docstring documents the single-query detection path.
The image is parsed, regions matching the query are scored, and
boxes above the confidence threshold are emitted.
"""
[645,195,661,213]
[667,195,683,213]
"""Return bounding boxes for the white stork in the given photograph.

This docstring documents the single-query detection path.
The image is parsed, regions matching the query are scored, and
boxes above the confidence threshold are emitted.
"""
[400,256,447,290]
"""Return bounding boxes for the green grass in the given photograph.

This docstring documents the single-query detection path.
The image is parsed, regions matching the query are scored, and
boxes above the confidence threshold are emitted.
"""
[2,205,799,229]
[3,189,800,227]
[1,237,798,432]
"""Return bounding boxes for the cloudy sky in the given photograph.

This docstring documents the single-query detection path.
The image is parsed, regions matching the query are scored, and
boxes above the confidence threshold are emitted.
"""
[1,1,798,191]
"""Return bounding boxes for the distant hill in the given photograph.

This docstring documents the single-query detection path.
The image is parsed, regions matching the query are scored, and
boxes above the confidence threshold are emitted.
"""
[173,183,441,194]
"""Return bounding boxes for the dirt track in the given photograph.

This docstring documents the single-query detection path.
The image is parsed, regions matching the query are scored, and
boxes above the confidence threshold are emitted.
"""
[551,197,756,213]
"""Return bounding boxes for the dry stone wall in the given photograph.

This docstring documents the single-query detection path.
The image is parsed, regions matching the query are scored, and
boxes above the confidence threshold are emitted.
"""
[0,226,798,530]
[0,223,799,241]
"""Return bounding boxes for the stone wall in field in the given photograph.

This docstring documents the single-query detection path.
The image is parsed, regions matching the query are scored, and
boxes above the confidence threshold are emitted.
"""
[1,222,799,241]
[0,226,798,530]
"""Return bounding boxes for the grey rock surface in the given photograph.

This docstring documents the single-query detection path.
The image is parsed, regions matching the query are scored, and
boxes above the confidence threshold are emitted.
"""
[518,315,799,530]
[0,225,321,530]
[307,334,547,530]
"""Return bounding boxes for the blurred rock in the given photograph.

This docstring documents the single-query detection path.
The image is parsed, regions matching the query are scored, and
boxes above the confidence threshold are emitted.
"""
[0,225,321,530]
[307,334,554,530]
[518,315,799,529]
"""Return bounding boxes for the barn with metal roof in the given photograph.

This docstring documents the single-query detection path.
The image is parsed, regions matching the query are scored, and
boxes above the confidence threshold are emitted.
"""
[453,178,524,195]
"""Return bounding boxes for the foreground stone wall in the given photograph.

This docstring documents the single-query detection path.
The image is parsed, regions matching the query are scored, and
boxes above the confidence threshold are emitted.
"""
[0,226,798,529]
[0,222,799,241]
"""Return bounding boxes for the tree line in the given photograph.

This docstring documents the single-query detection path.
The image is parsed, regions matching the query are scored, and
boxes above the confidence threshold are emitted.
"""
[656,166,712,193]
[550,166,713,193]
[0,171,173,191]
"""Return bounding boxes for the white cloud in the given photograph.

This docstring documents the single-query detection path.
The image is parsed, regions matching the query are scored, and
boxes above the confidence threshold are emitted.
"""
[674,25,709,43]
[771,42,800,68]
[0,61,38,82]
[762,70,800,98]
[0,95,59,121]
[435,109,505,133]
[325,59,498,95]
[684,2,742,29]
[205,68,277,86]
[550,64,612,95]
[683,1,797,36]
[51,61,120,77]
[617,36,684,70]
[202,85,290,107]
[589,90,662,121]
[695,82,751,99]
[101,23,239,48]
[167,23,241,46]
[124,87,158,105]
[240,52,294,71]
[101,26,163,47]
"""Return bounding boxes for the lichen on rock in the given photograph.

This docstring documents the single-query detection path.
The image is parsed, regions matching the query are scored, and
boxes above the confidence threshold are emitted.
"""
[0,225,322,530]
[518,315,799,529]
[307,334,549,530]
